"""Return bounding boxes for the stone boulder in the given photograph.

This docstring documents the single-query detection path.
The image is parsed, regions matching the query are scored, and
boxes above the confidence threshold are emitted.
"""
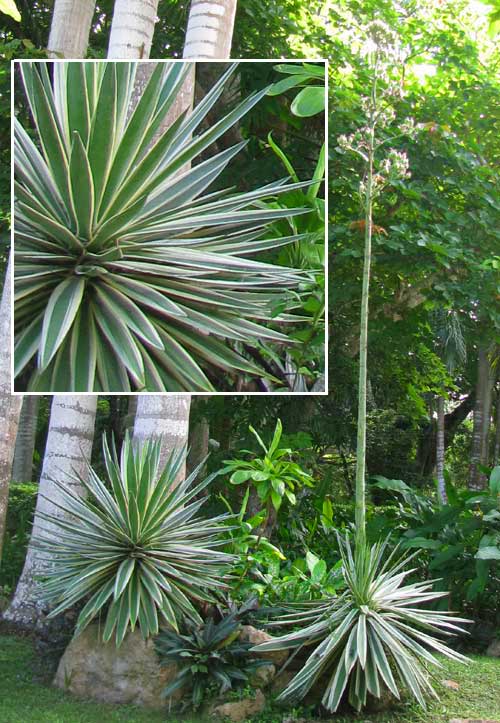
[240,625,289,667]
[249,662,276,688]
[209,689,266,721]
[486,638,500,657]
[271,668,296,696]
[53,623,180,709]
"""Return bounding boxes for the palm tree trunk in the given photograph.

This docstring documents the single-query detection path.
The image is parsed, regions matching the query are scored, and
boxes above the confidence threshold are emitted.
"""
[12,395,40,483]
[0,253,22,563]
[183,0,238,58]
[436,395,447,503]
[494,386,500,466]
[123,395,138,435]
[469,346,495,489]
[187,395,210,476]
[355,137,373,554]
[133,396,191,483]
[47,0,96,57]
[3,395,97,627]
[107,0,160,58]
[479,347,496,472]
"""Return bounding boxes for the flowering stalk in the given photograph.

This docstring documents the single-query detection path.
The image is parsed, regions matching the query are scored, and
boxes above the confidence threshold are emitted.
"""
[337,21,413,557]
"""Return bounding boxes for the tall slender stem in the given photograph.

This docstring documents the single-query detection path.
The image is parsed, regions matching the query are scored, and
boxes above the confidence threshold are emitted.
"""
[355,64,377,556]
[355,140,373,555]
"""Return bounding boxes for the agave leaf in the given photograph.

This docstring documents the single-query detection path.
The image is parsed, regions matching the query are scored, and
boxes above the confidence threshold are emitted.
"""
[19,63,71,208]
[69,132,94,239]
[38,276,85,370]
[88,63,118,211]
[93,284,163,350]
[92,299,145,384]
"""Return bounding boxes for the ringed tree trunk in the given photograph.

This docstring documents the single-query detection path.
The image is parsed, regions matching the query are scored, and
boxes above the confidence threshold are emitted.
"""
[0,253,23,562]
[3,0,101,625]
[47,0,96,57]
[436,396,447,504]
[479,347,496,471]
[12,395,40,483]
[123,395,138,436]
[183,0,238,59]
[133,396,191,484]
[107,0,160,59]
[187,395,210,477]
[3,396,97,627]
[469,346,495,489]
[494,385,500,466]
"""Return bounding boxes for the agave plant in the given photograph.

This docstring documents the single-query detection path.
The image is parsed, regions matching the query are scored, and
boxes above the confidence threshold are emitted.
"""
[34,434,235,646]
[253,536,469,712]
[14,60,320,392]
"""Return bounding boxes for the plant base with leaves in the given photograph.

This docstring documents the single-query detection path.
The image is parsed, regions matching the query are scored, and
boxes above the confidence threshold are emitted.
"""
[253,536,469,712]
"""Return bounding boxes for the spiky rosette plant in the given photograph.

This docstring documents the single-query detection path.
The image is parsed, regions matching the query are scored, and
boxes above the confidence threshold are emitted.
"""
[254,535,469,712]
[14,61,319,392]
[253,21,470,715]
[34,434,235,646]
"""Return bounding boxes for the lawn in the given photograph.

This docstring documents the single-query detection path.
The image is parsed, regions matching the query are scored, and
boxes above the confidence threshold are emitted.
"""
[0,633,498,723]
[0,634,169,723]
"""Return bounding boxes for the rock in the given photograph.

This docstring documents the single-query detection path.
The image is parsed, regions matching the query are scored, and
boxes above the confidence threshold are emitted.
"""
[53,623,180,709]
[271,669,296,695]
[209,689,266,721]
[441,679,460,691]
[249,662,276,688]
[240,625,289,667]
[449,719,500,723]
[365,686,399,713]
[486,639,500,657]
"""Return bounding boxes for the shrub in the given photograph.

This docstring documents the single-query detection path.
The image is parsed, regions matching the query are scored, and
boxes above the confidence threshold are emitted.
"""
[392,466,500,620]
[221,419,314,513]
[155,612,267,709]
[0,483,37,589]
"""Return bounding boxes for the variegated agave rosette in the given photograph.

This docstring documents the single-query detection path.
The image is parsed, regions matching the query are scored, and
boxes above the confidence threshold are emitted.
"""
[14,61,322,392]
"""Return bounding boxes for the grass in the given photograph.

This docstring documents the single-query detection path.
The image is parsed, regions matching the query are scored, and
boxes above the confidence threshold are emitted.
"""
[0,634,182,723]
[0,633,498,723]
[327,655,500,722]
[253,656,500,723]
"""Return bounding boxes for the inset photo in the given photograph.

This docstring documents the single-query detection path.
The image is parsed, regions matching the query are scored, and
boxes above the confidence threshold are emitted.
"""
[12,59,326,394]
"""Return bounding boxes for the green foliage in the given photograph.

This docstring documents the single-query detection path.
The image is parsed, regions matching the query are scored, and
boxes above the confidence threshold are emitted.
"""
[220,487,286,595]
[254,536,469,713]
[268,552,344,603]
[387,467,500,614]
[36,434,234,646]
[155,612,266,710]
[221,419,314,512]
[14,61,322,392]
[263,134,325,389]
[0,483,37,589]
[268,62,326,117]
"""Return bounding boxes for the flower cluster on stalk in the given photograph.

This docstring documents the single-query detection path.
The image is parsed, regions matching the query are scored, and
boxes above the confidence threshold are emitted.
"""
[336,20,418,202]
